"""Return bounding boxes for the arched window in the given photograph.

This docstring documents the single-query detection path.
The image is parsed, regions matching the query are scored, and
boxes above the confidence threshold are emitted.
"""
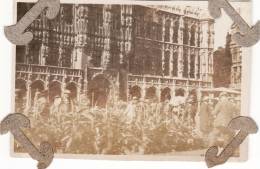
[165,19,171,42]
[88,75,111,108]
[175,88,185,97]
[66,82,78,101]
[146,87,157,100]
[49,81,62,104]
[130,86,142,99]
[161,88,171,102]
[31,80,45,106]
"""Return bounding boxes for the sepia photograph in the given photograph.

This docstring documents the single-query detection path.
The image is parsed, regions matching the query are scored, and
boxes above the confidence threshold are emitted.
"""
[13,0,251,160]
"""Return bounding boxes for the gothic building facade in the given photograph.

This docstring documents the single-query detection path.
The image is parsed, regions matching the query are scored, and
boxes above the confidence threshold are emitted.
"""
[15,3,214,108]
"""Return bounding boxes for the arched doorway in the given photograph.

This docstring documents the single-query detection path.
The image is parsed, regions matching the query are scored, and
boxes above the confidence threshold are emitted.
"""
[146,87,157,100]
[175,88,185,97]
[88,75,111,108]
[49,81,62,104]
[31,80,45,106]
[129,85,141,99]
[161,87,171,102]
[15,79,27,112]
[66,82,78,101]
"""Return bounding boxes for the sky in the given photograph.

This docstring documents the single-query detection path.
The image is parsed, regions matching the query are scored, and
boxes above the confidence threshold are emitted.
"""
[213,2,252,49]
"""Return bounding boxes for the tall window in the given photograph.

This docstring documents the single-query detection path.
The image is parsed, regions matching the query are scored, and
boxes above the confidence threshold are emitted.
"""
[92,49,102,67]
[155,48,162,76]
[30,41,41,64]
[46,46,59,66]
[164,51,170,76]
[16,46,26,63]
[112,5,121,30]
[157,18,163,41]
[135,16,142,36]
[183,49,188,78]
[97,9,103,29]
[197,54,200,79]
[146,20,152,39]
[152,23,157,40]
[197,27,201,47]
[173,20,179,43]
[62,47,72,67]
[172,52,178,77]
[190,54,195,78]
[190,25,196,46]
[63,5,73,24]
[144,54,152,74]
[165,20,171,42]
[183,22,189,45]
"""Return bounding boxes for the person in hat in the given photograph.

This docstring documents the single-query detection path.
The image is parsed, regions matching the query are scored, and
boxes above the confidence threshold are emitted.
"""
[208,92,237,147]
[199,96,214,137]
[212,92,236,127]
[60,90,73,113]
[50,96,62,114]
[123,97,138,124]
[183,96,197,127]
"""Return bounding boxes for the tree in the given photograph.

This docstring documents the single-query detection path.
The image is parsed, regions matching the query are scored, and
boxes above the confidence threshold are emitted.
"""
[213,33,232,87]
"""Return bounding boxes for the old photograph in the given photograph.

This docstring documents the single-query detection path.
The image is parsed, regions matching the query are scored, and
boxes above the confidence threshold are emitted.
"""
[13,0,251,160]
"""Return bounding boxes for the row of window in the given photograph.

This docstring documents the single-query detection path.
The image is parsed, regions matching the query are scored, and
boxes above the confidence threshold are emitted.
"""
[135,17,198,47]
[129,50,200,79]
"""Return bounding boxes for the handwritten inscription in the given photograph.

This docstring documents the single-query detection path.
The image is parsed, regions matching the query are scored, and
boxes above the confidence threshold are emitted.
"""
[0,114,54,169]
[4,0,60,45]
[208,0,260,47]
[205,116,258,168]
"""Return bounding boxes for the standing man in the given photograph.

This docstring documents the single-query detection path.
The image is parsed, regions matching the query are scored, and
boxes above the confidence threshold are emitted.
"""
[209,92,237,147]
[199,96,213,138]
[124,97,138,124]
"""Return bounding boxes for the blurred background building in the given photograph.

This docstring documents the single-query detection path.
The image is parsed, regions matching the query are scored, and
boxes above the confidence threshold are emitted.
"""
[213,23,242,90]
[229,24,242,90]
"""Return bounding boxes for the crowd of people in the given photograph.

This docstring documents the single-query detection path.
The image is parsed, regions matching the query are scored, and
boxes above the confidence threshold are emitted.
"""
[14,90,241,155]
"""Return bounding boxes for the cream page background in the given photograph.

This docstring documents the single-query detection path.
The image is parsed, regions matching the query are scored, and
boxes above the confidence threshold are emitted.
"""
[0,0,260,169]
